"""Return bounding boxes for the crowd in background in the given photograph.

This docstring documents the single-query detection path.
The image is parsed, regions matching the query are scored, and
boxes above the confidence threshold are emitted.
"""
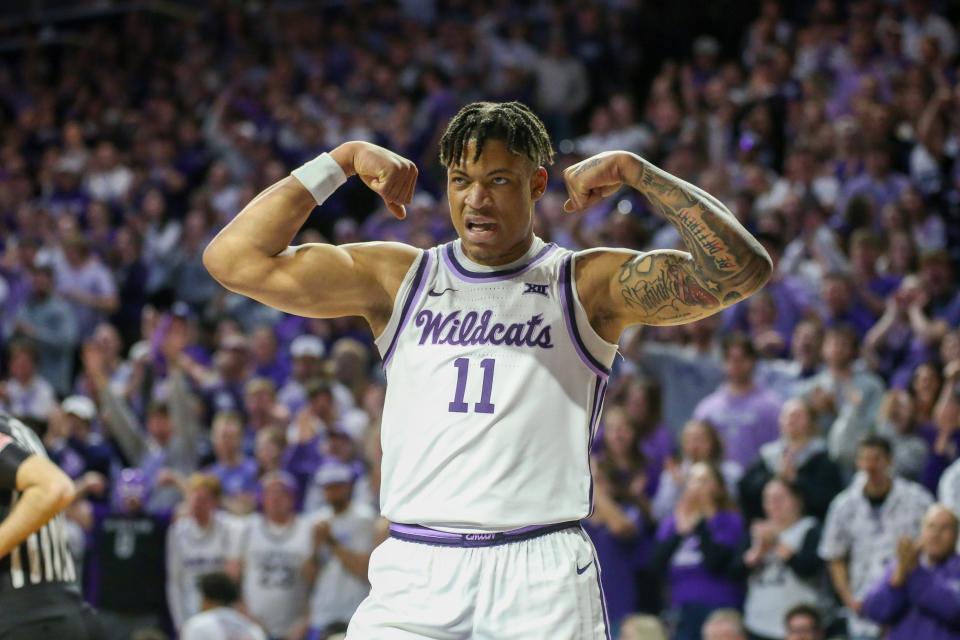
[2,0,960,639]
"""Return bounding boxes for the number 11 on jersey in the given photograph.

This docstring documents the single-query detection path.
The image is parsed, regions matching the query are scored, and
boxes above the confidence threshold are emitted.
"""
[448,357,496,414]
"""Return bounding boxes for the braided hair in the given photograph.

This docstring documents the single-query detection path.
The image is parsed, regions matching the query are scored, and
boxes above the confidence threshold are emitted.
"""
[438,101,555,169]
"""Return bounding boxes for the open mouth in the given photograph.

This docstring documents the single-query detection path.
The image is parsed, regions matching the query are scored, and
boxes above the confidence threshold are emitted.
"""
[466,221,497,232]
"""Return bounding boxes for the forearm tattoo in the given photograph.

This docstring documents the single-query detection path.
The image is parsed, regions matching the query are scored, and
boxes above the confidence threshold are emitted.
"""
[618,163,771,322]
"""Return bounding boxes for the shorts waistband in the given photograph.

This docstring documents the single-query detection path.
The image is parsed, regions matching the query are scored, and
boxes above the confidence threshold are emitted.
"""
[388,521,580,547]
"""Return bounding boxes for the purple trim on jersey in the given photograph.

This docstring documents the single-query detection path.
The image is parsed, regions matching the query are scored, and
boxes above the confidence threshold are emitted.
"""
[586,376,607,518]
[388,520,579,547]
[382,250,432,367]
[559,256,611,379]
[442,242,558,283]
[581,525,613,640]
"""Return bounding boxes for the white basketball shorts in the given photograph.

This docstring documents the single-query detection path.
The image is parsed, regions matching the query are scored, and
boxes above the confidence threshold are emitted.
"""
[346,521,611,639]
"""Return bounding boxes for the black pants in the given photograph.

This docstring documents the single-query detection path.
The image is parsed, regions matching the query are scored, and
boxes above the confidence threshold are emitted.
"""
[0,603,105,640]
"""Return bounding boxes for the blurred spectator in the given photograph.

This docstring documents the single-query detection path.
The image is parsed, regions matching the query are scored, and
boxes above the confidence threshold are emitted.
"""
[92,468,169,640]
[46,395,115,487]
[587,405,655,624]
[861,504,960,640]
[277,335,327,416]
[7,256,78,396]
[738,399,843,522]
[784,603,826,640]
[692,333,783,468]
[619,614,668,640]
[305,463,379,637]
[610,377,673,496]
[653,420,743,522]
[701,608,747,640]
[233,472,313,640]
[0,339,58,422]
[180,572,266,640]
[734,478,829,639]
[819,436,934,639]
[54,233,119,341]
[653,463,745,640]
[629,319,725,431]
[757,319,825,401]
[206,411,258,515]
[876,389,930,481]
[166,474,239,632]
[799,324,886,470]
[84,332,202,515]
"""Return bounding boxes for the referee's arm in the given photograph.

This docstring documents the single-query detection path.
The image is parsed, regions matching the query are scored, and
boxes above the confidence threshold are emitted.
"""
[0,448,76,559]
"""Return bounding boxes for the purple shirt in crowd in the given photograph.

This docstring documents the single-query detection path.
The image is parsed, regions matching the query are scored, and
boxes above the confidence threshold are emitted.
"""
[657,510,745,608]
[583,507,651,628]
[206,459,259,498]
[692,385,783,468]
[862,555,960,640]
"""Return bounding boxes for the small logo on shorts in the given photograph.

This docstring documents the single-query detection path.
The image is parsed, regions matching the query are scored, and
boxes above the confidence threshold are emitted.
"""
[523,283,549,297]
[576,561,593,575]
[464,533,497,542]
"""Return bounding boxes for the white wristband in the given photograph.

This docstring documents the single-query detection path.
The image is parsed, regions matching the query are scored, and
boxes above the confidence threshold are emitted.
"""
[291,153,348,205]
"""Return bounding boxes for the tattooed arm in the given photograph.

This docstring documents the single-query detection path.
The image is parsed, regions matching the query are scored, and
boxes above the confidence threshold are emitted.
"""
[562,151,772,339]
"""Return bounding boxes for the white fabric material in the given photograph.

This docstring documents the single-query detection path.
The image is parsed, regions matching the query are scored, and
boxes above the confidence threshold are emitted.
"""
[166,511,239,630]
[744,517,830,638]
[235,514,314,638]
[373,241,617,531]
[291,153,348,205]
[347,527,609,639]
[181,606,267,640]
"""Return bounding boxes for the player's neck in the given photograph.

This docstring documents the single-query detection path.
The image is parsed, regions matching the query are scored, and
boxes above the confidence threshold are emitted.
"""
[456,235,543,270]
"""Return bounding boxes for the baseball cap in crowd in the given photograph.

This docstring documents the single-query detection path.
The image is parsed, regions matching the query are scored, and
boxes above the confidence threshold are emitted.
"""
[62,395,96,422]
[290,335,325,359]
[315,462,355,487]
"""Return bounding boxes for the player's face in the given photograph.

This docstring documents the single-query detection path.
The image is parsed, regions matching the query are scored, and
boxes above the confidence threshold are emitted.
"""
[446,138,548,265]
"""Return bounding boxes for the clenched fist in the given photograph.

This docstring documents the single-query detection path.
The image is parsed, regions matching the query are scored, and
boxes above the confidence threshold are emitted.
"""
[561,151,641,213]
[334,141,418,219]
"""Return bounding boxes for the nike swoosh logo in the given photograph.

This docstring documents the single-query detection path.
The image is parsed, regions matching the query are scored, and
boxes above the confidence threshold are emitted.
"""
[576,561,593,575]
[427,287,458,297]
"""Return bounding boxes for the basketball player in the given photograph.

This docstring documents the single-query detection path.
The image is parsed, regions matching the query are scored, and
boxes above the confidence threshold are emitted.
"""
[204,101,772,638]
[0,410,102,639]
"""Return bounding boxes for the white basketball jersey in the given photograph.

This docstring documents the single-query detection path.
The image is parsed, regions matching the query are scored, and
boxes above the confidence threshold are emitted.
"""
[166,511,239,629]
[374,238,617,531]
[236,515,313,637]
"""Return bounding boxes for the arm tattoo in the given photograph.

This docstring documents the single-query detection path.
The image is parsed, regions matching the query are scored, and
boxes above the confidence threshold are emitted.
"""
[617,253,717,322]
[634,162,770,303]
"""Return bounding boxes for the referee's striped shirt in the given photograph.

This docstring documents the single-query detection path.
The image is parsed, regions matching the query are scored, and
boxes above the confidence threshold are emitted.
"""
[0,413,77,593]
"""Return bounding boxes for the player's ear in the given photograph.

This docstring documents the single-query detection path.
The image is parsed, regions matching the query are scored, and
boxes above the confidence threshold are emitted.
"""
[530,166,548,201]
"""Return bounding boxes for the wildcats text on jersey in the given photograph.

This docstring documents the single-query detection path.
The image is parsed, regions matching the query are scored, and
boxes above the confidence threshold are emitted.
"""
[414,309,554,348]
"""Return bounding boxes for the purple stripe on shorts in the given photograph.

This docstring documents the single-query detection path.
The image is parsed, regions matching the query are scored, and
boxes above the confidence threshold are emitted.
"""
[388,521,579,548]
[382,250,432,367]
[559,256,610,378]
[581,526,613,640]
[443,242,557,283]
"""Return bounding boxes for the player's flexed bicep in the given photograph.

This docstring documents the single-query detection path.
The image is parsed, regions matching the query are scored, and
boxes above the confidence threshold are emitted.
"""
[577,248,741,333]
[564,150,773,339]
[203,142,419,331]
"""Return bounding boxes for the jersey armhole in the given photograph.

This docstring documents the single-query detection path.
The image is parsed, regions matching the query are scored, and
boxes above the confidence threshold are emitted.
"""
[559,254,618,379]
[374,248,433,366]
